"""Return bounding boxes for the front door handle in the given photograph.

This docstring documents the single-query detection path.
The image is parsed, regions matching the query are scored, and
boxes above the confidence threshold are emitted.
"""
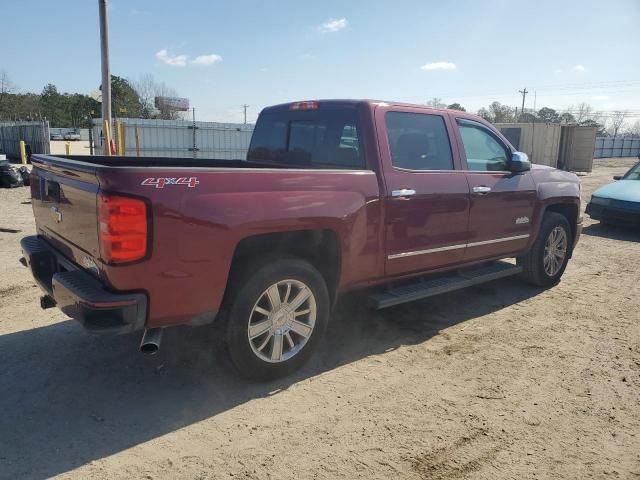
[391,188,416,197]
[472,186,492,194]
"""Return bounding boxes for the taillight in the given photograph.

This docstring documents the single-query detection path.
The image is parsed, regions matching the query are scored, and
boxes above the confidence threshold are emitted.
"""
[289,101,319,110]
[98,193,148,263]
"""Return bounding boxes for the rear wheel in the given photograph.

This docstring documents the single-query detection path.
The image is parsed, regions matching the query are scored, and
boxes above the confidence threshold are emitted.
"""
[218,258,330,381]
[518,212,571,287]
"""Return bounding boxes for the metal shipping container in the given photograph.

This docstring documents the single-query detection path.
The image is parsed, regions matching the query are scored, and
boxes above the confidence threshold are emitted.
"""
[558,126,597,172]
[496,122,561,168]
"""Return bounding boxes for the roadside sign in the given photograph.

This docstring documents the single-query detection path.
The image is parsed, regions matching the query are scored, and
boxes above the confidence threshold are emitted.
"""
[155,96,190,111]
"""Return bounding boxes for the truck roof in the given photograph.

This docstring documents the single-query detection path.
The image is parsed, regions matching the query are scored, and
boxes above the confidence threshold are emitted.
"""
[263,99,457,116]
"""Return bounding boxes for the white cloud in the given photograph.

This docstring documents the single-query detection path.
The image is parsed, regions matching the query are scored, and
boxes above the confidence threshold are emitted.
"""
[300,53,316,60]
[573,64,586,72]
[554,68,562,73]
[591,95,609,100]
[420,62,457,71]
[155,49,188,67]
[130,8,151,16]
[155,49,222,67]
[317,18,348,33]
[191,54,223,66]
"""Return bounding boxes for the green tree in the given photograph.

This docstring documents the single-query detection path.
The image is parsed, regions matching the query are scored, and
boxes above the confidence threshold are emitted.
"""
[40,83,65,125]
[537,107,559,123]
[477,107,491,121]
[0,77,102,125]
[488,101,516,123]
[108,75,143,117]
[9,93,41,120]
[447,103,466,111]
[66,93,100,127]
[519,112,538,123]
[558,112,576,124]
[579,119,606,135]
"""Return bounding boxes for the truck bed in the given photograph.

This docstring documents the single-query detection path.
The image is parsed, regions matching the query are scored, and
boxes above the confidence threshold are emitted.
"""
[27,152,381,329]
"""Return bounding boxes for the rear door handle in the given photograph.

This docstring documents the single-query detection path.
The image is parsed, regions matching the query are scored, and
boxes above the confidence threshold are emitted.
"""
[472,186,491,194]
[391,189,416,197]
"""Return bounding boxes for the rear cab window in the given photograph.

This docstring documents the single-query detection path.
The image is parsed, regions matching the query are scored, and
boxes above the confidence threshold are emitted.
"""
[248,105,365,169]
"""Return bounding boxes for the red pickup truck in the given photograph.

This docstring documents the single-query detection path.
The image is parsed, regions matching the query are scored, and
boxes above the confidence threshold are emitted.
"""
[21,100,582,380]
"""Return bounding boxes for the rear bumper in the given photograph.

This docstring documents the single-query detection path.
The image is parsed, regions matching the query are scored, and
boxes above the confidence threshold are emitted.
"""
[20,235,147,334]
[586,202,640,227]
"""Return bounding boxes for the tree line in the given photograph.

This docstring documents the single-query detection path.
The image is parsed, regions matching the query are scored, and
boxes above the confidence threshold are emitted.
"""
[426,97,639,137]
[1,68,637,135]
[0,70,183,127]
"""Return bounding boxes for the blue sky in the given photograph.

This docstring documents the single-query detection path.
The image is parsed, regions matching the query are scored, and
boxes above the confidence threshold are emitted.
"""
[1,0,639,123]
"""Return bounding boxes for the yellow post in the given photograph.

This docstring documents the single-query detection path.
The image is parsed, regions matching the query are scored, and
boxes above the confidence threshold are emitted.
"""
[103,119,112,156]
[19,140,27,165]
[114,120,120,155]
[135,127,140,157]
[117,121,126,155]
[65,142,71,155]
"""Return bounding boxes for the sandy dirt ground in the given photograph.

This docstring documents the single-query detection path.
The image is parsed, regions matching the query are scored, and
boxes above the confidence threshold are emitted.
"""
[49,140,92,156]
[0,159,638,480]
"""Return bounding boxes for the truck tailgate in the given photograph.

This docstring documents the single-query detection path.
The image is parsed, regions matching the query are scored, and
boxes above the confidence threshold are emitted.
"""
[30,156,101,266]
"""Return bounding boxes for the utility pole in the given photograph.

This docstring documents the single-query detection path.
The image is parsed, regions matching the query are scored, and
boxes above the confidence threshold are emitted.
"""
[98,0,111,130]
[242,104,249,124]
[518,88,528,119]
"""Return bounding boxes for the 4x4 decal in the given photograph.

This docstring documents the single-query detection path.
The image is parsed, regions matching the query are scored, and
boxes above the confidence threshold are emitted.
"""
[141,177,200,189]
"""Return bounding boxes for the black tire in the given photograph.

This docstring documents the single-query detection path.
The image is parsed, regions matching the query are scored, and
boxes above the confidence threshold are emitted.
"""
[518,212,572,287]
[217,258,330,381]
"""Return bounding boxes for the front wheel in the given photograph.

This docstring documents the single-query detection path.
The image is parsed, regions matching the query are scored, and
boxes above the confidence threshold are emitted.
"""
[218,258,330,381]
[518,212,572,287]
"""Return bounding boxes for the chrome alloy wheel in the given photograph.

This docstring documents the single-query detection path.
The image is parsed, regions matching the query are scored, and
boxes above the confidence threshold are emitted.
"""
[543,226,568,276]
[247,279,317,363]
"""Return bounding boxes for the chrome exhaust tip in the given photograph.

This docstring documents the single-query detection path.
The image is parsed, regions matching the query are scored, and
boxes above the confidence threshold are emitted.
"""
[140,328,163,355]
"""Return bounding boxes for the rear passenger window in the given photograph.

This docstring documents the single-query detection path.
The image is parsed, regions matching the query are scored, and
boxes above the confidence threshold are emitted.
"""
[385,112,454,171]
[248,108,364,169]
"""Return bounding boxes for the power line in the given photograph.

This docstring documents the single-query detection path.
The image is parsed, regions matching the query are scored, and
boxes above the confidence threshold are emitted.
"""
[427,80,640,101]
[440,87,640,101]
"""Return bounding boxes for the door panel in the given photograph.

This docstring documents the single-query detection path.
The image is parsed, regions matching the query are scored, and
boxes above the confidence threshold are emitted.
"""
[464,172,536,260]
[375,107,470,277]
[452,117,536,261]
[384,171,470,275]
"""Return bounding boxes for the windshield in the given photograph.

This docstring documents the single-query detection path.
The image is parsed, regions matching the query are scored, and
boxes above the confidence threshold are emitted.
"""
[623,162,640,180]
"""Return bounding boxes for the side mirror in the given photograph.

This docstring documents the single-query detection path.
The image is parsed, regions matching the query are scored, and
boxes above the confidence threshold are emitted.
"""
[613,175,623,180]
[510,151,531,172]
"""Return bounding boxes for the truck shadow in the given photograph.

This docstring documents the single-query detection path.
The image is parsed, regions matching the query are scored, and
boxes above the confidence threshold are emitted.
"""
[582,222,640,242]
[0,278,541,479]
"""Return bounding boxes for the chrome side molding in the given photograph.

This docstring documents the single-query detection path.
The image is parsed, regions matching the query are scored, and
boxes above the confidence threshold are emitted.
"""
[388,234,530,260]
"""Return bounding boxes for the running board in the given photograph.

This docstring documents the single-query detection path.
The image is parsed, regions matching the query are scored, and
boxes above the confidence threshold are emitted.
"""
[369,261,523,309]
